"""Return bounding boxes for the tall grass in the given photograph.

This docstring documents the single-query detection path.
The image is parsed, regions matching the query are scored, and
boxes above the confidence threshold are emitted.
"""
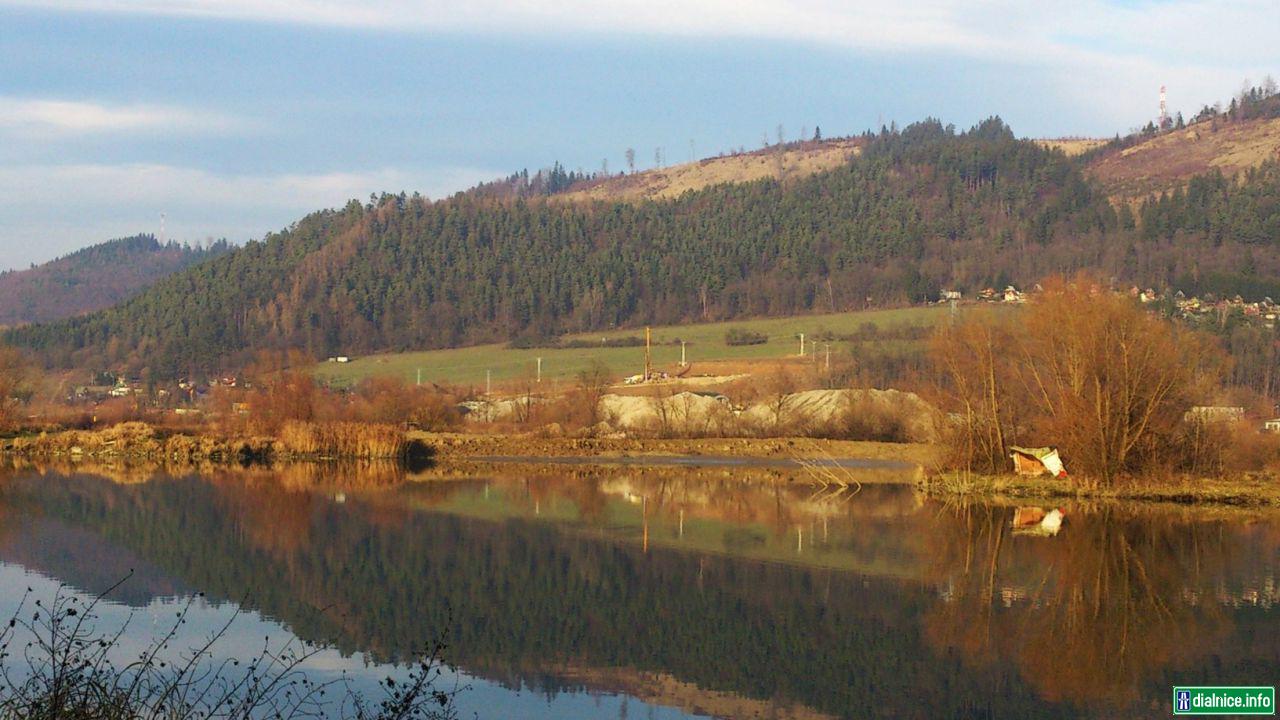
[278,421,408,459]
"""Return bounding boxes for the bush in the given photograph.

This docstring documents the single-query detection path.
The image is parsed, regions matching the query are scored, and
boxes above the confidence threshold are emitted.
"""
[931,275,1223,483]
[724,328,767,346]
[0,581,459,720]
[836,393,912,442]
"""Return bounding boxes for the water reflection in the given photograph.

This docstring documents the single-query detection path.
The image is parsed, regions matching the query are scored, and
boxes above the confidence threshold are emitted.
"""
[0,461,1276,719]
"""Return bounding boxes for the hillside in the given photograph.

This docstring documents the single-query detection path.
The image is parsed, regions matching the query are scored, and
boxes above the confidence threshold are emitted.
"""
[0,235,229,326]
[1087,90,1280,202]
[556,138,864,202]
[1033,138,1107,157]
[9,115,1280,379]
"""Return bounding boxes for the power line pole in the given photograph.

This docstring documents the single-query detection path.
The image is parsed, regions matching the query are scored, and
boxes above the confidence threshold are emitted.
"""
[680,340,687,366]
[824,343,831,373]
[644,327,652,380]
[486,369,491,396]
[536,357,542,383]
[416,368,421,386]
[798,333,805,357]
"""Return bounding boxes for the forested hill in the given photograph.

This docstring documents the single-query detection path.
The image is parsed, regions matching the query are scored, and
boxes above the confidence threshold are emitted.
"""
[0,235,230,327]
[8,117,1280,378]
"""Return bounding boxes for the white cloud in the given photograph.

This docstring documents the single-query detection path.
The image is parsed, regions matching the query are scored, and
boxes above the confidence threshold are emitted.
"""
[5,1,1274,133]
[0,163,498,269]
[0,96,249,138]
[4,0,1276,62]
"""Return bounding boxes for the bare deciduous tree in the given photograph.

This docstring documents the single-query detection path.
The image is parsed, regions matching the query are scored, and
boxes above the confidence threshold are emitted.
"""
[0,344,30,430]
[932,276,1222,484]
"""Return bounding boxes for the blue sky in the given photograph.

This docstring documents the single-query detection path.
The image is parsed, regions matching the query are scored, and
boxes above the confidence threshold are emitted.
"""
[1,0,1277,270]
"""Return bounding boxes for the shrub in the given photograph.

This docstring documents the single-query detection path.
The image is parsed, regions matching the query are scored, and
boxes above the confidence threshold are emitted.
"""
[836,393,912,442]
[931,275,1223,483]
[724,328,767,346]
[0,581,459,720]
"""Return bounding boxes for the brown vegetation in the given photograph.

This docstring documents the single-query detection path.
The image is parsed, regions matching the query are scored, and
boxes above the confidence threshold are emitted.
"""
[278,420,407,459]
[1088,115,1280,202]
[556,138,863,203]
[932,275,1224,484]
[0,343,28,431]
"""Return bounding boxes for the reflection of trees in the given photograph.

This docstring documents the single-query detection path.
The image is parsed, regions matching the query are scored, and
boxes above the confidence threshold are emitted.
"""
[0,470,1083,720]
[923,503,1240,708]
[6,467,1278,719]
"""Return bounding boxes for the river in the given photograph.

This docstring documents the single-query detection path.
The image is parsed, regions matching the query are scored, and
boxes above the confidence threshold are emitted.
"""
[0,461,1276,719]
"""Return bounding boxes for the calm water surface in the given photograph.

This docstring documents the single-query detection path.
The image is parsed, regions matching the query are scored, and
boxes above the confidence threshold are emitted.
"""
[0,462,1277,719]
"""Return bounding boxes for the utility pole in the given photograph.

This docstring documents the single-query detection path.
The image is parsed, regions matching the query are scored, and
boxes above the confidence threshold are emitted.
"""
[644,326,652,380]
[824,343,831,373]
[798,333,805,357]
[486,370,491,396]
[680,340,687,366]
[536,357,542,383]
[416,368,422,386]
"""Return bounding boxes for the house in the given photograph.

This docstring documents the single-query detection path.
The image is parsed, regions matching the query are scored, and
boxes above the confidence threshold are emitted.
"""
[1184,406,1245,423]
[1264,419,1280,433]
[940,290,962,302]
[1009,446,1067,478]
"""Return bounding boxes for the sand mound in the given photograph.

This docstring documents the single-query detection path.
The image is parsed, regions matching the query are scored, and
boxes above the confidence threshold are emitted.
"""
[596,388,936,441]
[600,392,733,434]
[742,389,937,442]
[460,397,546,423]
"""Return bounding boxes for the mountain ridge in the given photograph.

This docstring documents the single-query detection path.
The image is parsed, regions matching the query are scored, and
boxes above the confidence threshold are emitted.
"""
[0,235,230,327]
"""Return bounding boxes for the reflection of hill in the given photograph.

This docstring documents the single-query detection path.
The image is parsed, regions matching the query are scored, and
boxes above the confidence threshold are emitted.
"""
[0,469,1081,719]
[0,516,192,606]
[1,467,1278,719]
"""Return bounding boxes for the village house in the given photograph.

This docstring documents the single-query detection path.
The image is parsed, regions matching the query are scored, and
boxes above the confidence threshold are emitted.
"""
[1184,406,1246,423]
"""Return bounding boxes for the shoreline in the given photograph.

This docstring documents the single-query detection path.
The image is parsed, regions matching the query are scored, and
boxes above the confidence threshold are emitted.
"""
[920,471,1280,507]
[4,425,1277,508]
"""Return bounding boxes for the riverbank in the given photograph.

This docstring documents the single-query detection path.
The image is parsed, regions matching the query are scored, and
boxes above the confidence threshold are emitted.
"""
[0,421,428,464]
[922,471,1280,507]
[415,431,939,465]
[5,423,1277,507]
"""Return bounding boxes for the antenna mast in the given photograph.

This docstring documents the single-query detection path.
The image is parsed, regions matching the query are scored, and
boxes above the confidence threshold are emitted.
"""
[1158,85,1171,130]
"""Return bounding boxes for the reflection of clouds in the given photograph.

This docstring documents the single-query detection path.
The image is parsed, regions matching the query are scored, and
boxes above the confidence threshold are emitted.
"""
[0,563,690,719]
[0,564,406,690]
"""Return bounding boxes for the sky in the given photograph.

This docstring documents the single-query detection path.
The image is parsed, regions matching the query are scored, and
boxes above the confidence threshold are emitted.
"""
[0,0,1278,270]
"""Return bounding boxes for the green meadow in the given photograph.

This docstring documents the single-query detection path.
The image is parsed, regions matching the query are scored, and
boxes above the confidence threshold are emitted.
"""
[314,306,948,388]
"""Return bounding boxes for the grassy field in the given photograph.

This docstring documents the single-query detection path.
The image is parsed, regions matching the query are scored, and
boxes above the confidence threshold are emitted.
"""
[314,306,947,388]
